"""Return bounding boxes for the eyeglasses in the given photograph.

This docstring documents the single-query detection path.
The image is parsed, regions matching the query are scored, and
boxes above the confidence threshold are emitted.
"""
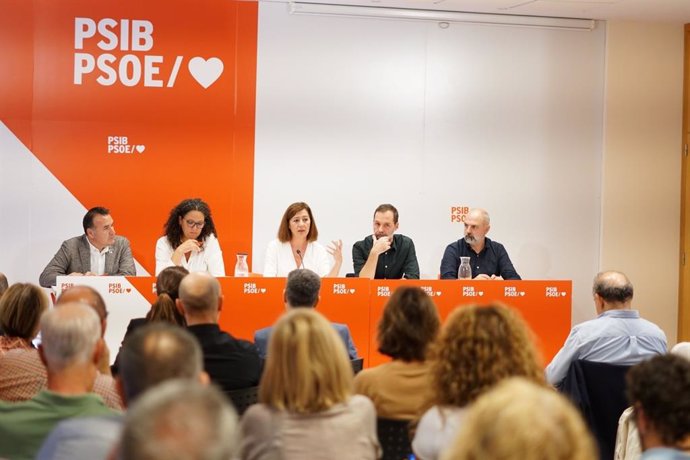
[184,219,205,229]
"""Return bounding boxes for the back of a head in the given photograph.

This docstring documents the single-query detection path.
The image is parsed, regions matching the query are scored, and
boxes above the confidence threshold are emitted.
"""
[626,354,690,446]
[0,273,9,299]
[432,304,544,407]
[148,266,189,325]
[593,271,633,305]
[671,342,690,362]
[120,380,238,460]
[57,285,108,321]
[285,269,320,308]
[178,273,220,315]
[119,323,203,403]
[378,286,440,362]
[260,309,352,413]
[442,378,596,460]
[0,282,48,340]
[40,302,101,372]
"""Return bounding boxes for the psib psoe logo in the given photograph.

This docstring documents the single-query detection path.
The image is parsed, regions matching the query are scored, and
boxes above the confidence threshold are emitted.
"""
[332,283,356,295]
[74,18,224,89]
[107,136,145,154]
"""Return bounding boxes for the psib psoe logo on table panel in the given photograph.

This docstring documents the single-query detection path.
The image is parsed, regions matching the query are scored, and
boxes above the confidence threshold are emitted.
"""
[73,18,224,89]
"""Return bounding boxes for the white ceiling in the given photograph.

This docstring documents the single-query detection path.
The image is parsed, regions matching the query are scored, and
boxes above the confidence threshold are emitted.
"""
[268,0,690,23]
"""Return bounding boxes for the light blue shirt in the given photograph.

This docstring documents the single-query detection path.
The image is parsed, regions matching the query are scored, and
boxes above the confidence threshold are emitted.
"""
[546,309,667,385]
[641,447,690,460]
[37,415,123,460]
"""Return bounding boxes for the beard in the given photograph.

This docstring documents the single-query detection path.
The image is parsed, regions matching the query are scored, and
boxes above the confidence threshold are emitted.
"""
[464,234,476,244]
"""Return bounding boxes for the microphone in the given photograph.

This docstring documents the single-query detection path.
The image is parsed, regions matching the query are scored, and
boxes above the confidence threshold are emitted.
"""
[296,249,305,269]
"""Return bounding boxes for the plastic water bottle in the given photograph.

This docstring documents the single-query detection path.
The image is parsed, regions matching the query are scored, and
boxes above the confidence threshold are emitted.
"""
[234,253,249,277]
[458,256,472,280]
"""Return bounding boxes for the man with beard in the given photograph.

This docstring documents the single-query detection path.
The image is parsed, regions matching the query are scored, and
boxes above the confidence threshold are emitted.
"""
[352,204,419,279]
[439,208,520,280]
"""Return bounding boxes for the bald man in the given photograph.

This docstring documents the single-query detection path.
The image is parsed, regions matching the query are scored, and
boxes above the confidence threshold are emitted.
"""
[440,208,520,280]
[546,271,667,386]
[177,273,262,392]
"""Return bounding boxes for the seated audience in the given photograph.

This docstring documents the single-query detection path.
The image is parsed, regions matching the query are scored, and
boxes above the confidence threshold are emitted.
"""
[0,272,8,299]
[441,378,596,460]
[547,271,667,386]
[37,323,209,460]
[254,269,357,359]
[112,266,189,374]
[178,272,262,392]
[412,303,545,460]
[0,303,118,460]
[615,342,690,460]
[354,286,439,419]
[120,380,239,460]
[0,286,122,409]
[0,282,48,354]
[240,309,381,460]
[626,354,690,459]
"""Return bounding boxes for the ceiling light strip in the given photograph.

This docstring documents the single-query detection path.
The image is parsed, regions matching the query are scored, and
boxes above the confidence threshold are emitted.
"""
[288,2,595,31]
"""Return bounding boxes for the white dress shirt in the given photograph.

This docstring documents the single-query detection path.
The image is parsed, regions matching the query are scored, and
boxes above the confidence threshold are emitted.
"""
[88,241,109,275]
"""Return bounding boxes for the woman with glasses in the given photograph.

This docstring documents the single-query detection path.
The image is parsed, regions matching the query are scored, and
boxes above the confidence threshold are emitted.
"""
[155,198,225,276]
[263,202,342,277]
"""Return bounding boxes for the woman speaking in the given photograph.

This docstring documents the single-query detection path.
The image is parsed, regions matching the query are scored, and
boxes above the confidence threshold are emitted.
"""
[263,202,341,277]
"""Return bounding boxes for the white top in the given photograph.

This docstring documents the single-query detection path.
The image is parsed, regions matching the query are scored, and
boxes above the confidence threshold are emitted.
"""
[155,234,225,276]
[87,241,108,276]
[263,239,332,277]
[412,405,468,460]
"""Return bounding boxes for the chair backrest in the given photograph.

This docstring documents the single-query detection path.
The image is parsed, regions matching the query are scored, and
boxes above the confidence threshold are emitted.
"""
[558,360,632,460]
[225,385,259,416]
[351,358,364,374]
[376,417,412,460]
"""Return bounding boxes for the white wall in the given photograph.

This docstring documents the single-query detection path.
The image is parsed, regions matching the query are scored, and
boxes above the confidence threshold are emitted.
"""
[253,2,606,324]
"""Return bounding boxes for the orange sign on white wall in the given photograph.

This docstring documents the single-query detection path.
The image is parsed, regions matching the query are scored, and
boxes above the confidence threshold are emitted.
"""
[0,0,258,273]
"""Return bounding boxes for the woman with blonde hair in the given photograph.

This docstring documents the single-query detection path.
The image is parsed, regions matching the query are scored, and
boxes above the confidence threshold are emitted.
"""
[442,378,596,460]
[240,309,380,460]
[0,283,49,354]
[412,303,545,460]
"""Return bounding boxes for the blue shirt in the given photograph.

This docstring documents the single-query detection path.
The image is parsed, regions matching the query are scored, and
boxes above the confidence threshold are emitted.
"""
[546,309,667,385]
[439,237,520,280]
[254,322,358,359]
[642,448,690,460]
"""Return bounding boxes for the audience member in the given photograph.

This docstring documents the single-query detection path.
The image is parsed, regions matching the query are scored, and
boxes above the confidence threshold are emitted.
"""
[0,285,122,409]
[615,342,690,460]
[0,303,117,460]
[626,355,690,459]
[37,323,208,460]
[441,378,597,460]
[254,269,357,359]
[240,309,380,460]
[354,286,439,419]
[0,282,48,354]
[412,303,545,460]
[120,379,239,460]
[112,266,189,374]
[546,271,667,386]
[0,272,8,299]
[178,272,262,392]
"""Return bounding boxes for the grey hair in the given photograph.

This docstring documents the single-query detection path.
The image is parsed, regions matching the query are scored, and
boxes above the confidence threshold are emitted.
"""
[119,323,204,403]
[593,271,633,303]
[285,269,321,308]
[179,273,221,313]
[120,380,239,460]
[469,208,490,225]
[40,302,101,372]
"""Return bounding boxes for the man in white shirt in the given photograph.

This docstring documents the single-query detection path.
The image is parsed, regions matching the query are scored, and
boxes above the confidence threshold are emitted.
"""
[546,270,667,386]
[39,207,136,287]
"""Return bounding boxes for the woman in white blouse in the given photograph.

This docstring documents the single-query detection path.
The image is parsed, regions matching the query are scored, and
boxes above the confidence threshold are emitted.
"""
[155,198,225,276]
[263,202,342,277]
